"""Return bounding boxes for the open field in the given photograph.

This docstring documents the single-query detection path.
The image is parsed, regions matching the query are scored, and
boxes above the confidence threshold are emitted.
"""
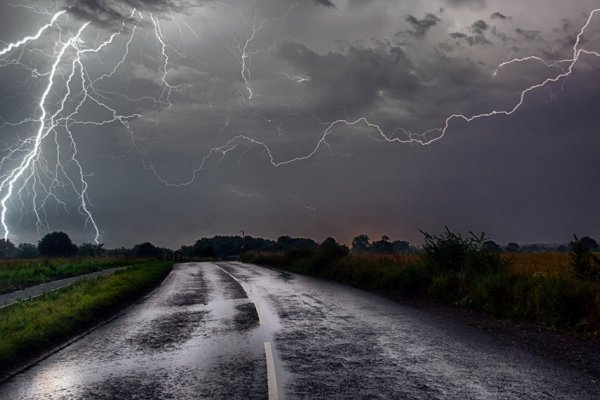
[0,260,172,375]
[0,258,148,295]
[504,252,573,279]
[242,251,600,334]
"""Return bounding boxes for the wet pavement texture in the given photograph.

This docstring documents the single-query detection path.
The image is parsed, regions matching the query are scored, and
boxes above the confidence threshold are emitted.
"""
[0,262,599,399]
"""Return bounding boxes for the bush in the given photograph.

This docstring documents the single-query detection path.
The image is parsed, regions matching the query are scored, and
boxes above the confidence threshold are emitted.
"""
[312,238,349,270]
[570,235,600,281]
[420,227,505,275]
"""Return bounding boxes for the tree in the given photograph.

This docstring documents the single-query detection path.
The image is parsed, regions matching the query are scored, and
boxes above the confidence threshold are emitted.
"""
[570,235,600,281]
[372,235,393,254]
[132,242,161,258]
[0,238,16,259]
[579,237,599,251]
[505,242,520,253]
[191,244,215,258]
[351,234,370,253]
[38,232,78,258]
[315,237,349,268]
[392,240,410,254]
[16,243,39,259]
[482,240,502,253]
[78,243,105,257]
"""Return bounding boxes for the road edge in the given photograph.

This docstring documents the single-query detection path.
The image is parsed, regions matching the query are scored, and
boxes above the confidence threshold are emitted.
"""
[0,265,174,384]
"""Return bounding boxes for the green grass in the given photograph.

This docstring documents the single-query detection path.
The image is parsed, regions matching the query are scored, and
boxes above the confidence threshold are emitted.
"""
[242,251,600,335]
[0,258,148,295]
[0,260,172,375]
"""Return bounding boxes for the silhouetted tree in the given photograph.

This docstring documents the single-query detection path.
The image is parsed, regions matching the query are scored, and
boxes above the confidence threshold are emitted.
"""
[483,240,502,253]
[132,242,161,258]
[106,247,131,257]
[579,237,599,251]
[351,234,370,253]
[570,235,600,281]
[392,240,410,254]
[372,235,394,254]
[276,236,317,251]
[505,242,520,253]
[78,243,105,257]
[0,238,16,259]
[191,244,215,258]
[38,232,77,258]
[16,243,38,259]
[316,238,349,265]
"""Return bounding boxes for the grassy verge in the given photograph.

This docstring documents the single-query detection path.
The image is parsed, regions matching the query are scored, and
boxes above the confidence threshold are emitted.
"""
[241,249,600,335]
[0,260,172,375]
[0,258,148,295]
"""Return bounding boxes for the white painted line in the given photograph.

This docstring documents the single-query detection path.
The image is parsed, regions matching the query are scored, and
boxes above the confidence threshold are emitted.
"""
[254,300,267,325]
[215,264,266,325]
[264,341,279,400]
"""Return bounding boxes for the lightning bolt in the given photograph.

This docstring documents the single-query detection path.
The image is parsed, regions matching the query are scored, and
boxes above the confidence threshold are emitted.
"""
[0,19,91,240]
[0,10,66,57]
[146,7,600,189]
[0,8,143,243]
[1,5,598,244]
[151,13,174,109]
[237,3,297,100]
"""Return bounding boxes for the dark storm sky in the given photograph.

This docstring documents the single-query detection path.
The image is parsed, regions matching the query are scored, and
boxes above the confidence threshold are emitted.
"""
[0,0,599,248]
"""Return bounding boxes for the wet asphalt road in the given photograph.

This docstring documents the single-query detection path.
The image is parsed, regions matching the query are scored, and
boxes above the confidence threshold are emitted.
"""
[1,262,599,399]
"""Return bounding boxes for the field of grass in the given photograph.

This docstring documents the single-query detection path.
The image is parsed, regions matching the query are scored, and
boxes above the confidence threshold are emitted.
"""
[504,252,573,279]
[242,250,600,334]
[0,258,148,295]
[0,260,172,375]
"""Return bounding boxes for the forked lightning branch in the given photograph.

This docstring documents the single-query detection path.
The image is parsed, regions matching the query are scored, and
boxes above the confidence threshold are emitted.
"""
[0,5,598,243]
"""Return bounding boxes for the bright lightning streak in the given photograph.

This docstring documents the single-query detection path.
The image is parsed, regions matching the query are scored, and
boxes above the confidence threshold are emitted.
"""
[238,3,297,100]
[0,10,66,57]
[151,14,174,109]
[0,8,142,243]
[0,20,91,240]
[148,8,600,189]
[1,5,599,243]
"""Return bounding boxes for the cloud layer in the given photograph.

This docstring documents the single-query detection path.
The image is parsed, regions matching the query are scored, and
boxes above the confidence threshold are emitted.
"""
[0,0,598,247]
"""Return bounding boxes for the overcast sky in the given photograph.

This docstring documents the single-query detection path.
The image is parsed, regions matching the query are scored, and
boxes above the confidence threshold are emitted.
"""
[0,0,599,248]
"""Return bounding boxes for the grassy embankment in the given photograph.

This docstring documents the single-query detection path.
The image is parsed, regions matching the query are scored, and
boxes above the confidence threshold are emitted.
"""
[242,238,600,334]
[0,260,172,376]
[0,258,148,295]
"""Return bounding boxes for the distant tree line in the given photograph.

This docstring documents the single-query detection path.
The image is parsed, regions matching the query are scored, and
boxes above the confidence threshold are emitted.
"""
[0,232,173,260]
[0,229,597,261]
[177,235,319,259]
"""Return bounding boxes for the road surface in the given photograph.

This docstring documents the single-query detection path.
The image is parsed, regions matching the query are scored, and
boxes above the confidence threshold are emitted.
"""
[0,262,598,399]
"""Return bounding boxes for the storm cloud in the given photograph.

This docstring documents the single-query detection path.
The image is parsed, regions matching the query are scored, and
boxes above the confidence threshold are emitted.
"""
[65,0,195,26]
[0,0,599,248]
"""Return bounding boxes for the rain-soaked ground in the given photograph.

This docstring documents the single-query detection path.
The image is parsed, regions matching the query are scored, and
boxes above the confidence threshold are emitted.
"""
[1,262,599,399]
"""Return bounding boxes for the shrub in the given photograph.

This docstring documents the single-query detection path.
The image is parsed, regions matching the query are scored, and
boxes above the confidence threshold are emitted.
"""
[570,235,600,281]
[420,227,505,275]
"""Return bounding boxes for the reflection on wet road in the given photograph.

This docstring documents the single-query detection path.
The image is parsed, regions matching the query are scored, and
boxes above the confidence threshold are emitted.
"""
[1,262,598,399]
